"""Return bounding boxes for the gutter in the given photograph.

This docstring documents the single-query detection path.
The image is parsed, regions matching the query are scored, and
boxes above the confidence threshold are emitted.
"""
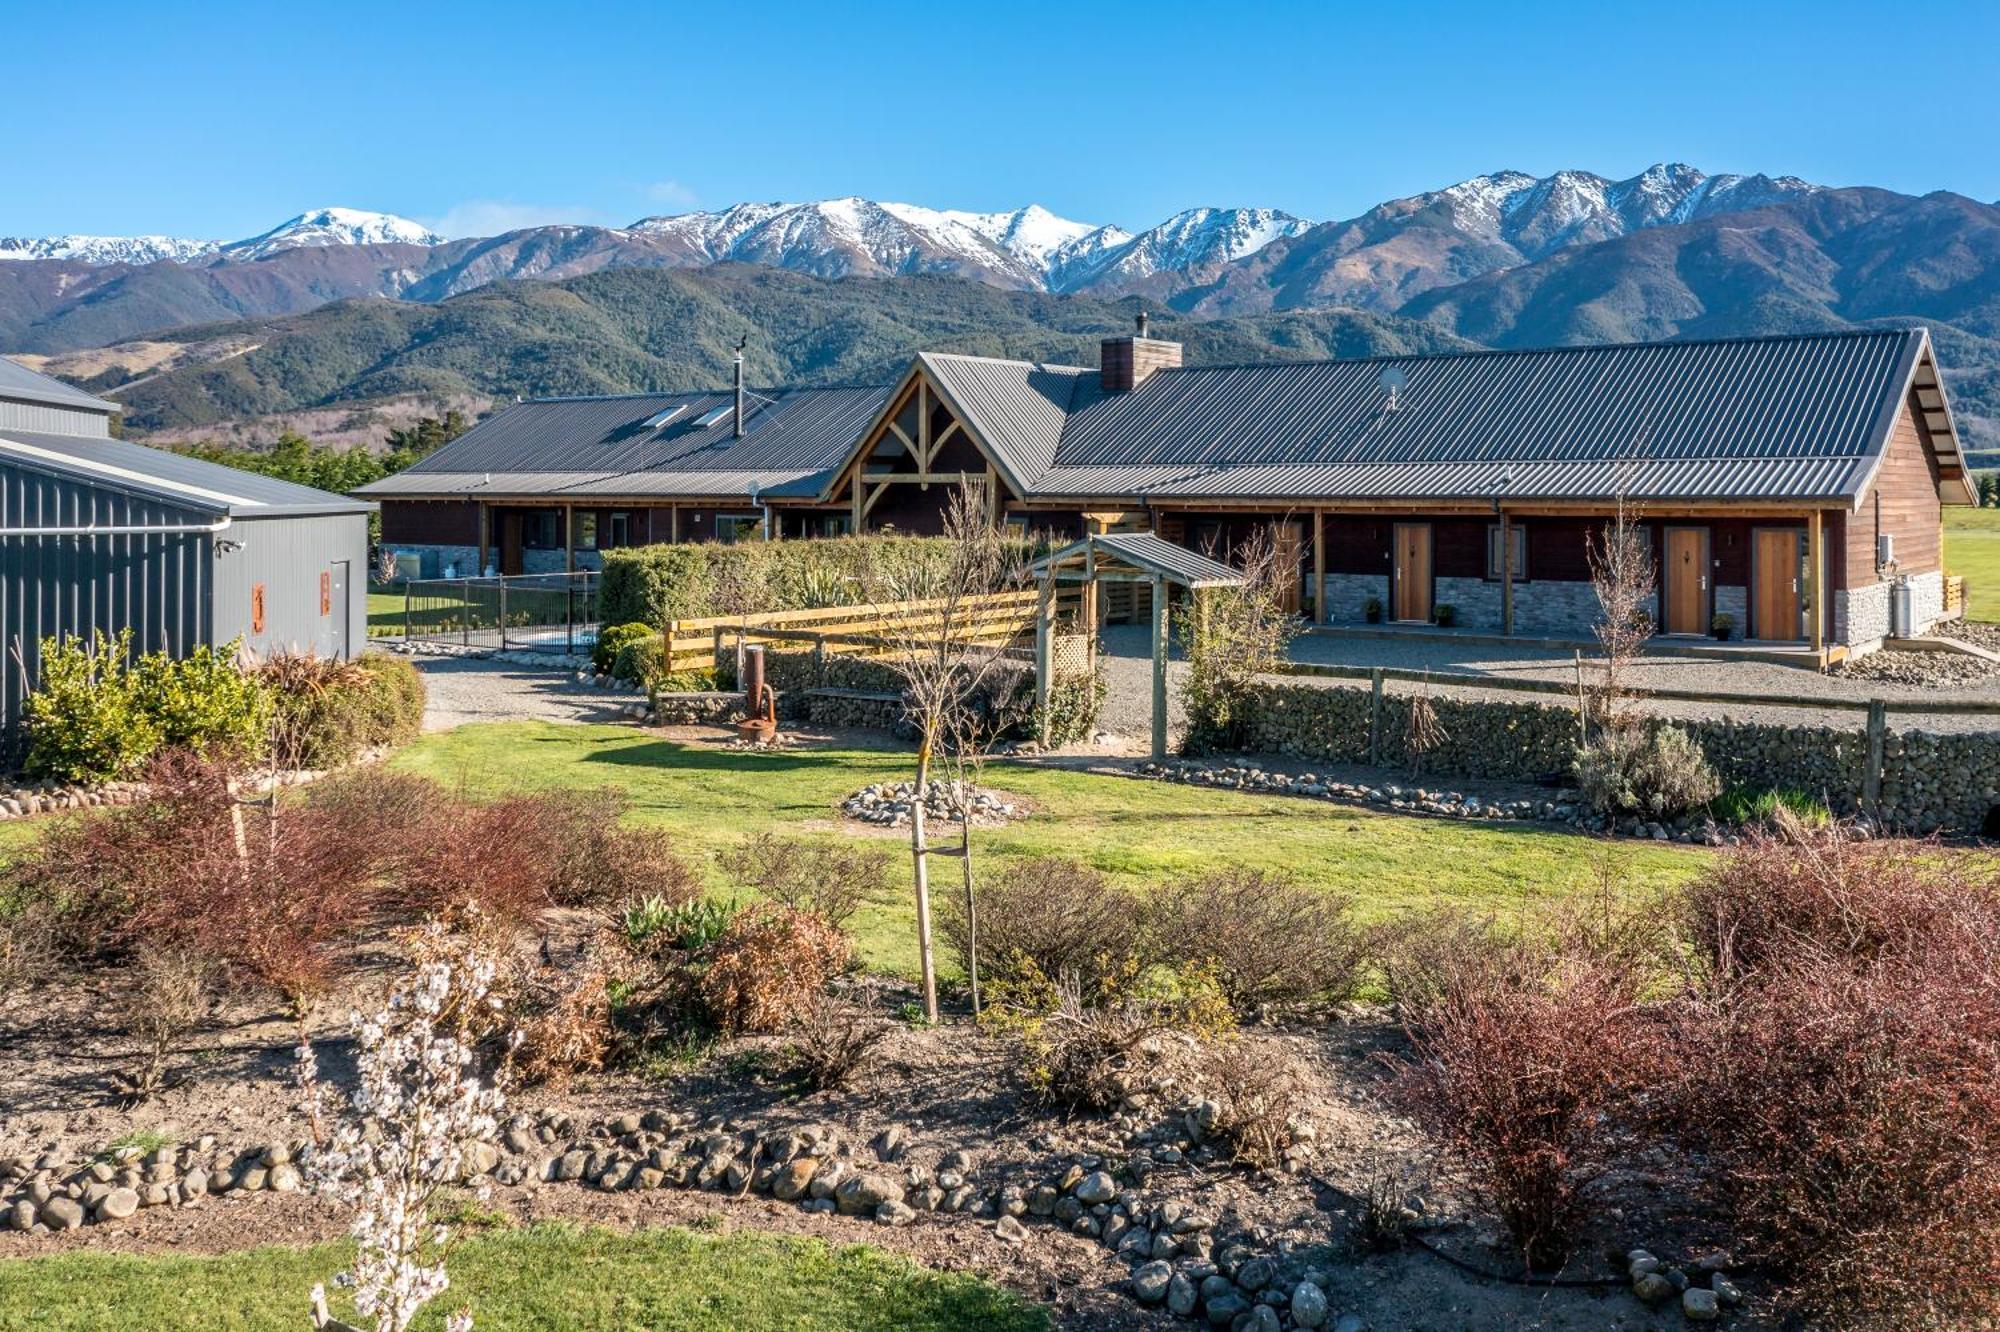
[0,516,233,538]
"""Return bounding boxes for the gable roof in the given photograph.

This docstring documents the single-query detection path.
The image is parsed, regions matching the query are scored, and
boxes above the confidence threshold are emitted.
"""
[1031,531,1246,589]
[0,428,372,517]
[0,356,117,416]
[357,384,892,501]
[902,328,1970,507]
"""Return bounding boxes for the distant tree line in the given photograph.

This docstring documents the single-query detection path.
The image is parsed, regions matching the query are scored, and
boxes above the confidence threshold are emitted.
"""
[174,410,467,494]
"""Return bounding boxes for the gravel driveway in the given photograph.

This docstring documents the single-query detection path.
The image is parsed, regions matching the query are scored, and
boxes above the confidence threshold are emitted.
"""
[411,655,646,730]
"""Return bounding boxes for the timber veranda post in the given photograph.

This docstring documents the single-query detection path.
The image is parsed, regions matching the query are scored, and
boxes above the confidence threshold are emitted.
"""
[1151,573,1170,761]
[1034,572,1055,740]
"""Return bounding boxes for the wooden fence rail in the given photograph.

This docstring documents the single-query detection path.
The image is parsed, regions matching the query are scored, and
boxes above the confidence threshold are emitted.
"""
[656,591,1039,676]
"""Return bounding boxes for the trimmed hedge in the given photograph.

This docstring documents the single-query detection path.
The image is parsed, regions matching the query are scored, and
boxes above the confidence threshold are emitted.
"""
[599,536,1006,626]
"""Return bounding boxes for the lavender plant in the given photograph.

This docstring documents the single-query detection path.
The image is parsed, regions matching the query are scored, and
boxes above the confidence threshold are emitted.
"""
[298,924,514,1332]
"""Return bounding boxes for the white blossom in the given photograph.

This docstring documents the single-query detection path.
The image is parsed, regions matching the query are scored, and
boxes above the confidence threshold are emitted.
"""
[298,924,509,1332]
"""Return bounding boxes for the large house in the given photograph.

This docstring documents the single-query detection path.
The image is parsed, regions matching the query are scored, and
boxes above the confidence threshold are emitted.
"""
[1,357,371,752]
[362,324,1975,661]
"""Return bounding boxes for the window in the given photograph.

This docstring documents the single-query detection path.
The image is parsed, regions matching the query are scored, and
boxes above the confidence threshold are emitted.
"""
[693,404,734,429]
[607,512,631,548]
[1486,524,1527,581]
[799,513,850,539]
[522,510,560,549]
[716,513,763,544]
[640,406,685,430]
[576,511,598,550]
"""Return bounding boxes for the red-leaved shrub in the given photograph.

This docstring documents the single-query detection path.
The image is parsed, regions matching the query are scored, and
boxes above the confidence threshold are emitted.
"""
[1389,915,1660,1270]
[1670,826,2000,1328]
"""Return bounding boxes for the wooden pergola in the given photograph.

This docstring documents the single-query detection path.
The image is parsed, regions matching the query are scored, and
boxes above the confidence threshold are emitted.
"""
[1028,532,1246,759]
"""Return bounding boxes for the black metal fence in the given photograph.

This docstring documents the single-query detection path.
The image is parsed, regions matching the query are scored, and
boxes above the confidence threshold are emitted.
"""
[399,571,600,654]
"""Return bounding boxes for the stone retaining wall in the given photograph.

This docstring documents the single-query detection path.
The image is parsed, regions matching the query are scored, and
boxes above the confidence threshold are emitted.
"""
[1237,680,2000,834]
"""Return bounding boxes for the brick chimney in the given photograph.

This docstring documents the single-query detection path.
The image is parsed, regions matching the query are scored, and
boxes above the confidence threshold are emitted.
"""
[1100,311,1183,391]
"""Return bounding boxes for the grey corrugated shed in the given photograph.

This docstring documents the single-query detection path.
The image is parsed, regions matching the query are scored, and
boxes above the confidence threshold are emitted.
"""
[0,429,374,517]
[0,356,117,414]
[358,384,891,501]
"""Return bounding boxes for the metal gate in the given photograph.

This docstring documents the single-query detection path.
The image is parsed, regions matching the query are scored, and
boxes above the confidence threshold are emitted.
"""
[399,571,599,654]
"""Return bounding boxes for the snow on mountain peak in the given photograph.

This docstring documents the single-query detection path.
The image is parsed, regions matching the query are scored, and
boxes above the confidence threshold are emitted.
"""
[224,207,446,259]
[0,233,221,265]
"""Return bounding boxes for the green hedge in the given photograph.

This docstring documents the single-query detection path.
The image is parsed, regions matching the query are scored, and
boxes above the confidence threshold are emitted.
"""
[22,633,267,783]
[599,536,1017,627]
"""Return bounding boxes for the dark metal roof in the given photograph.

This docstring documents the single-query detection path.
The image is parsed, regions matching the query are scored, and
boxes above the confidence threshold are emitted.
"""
[1032,531,1245,588]
[359,384,890,501]
[0,356,117,415]
[0,429,373,517]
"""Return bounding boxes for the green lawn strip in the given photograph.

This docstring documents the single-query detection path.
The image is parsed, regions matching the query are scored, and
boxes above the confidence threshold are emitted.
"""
[1945,507,2000,622]
[389,723,1707,978]
[0,1222,1046,1331]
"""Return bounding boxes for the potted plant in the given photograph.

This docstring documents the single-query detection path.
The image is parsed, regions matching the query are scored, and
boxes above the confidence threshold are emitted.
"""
[1364,597,1383,624]
[1711,612,1735,641]
[1434,604,1458,628]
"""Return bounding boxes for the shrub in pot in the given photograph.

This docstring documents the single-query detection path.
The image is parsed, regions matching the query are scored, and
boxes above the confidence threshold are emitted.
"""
[1364,597,1383,624]
[1433,604,1458,628]
[1710,612,1735,641]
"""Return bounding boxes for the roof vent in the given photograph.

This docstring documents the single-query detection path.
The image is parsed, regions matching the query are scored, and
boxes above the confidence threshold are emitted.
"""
[641,405,686,430]
[1379,366,1407,413]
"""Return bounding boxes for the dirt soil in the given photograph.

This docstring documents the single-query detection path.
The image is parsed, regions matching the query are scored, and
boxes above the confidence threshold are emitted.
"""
[0,962,1758,1332]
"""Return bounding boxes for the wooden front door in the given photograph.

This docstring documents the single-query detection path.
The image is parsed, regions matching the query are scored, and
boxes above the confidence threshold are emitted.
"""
[1392,523,1433,623]
[1752,528,1803,641]
[499,512,524,576]
[1271,522,1304,616]
[1663,527,1709,635]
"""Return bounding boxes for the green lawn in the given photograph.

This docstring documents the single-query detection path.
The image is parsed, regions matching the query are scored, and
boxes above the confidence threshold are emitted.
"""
[367,582,405,636]
[0,1223,1044,1332]
[389,723,1706,977]
[1946,506,2000,622]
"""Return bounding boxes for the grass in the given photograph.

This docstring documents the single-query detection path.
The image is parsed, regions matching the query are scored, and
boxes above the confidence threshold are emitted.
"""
[389,722,1707,977]
[1946,506,2000,622]
[0,1223,1046,1331]
[367,582,405,637]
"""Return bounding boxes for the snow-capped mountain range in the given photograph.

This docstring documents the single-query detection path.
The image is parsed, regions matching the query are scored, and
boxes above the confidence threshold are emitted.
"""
[0,165,1829,296]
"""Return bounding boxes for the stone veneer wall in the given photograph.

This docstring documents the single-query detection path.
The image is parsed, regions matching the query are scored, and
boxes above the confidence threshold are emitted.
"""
[1236,679,2000,834]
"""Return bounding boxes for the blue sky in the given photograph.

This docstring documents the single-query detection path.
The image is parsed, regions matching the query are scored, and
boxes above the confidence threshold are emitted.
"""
[8,0,1997,239]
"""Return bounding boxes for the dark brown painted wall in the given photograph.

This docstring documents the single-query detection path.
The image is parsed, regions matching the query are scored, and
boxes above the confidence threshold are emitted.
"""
[381,500,478,545]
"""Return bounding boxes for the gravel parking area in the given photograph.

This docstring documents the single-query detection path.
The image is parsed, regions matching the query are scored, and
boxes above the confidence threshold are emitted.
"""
[412,654,646,730]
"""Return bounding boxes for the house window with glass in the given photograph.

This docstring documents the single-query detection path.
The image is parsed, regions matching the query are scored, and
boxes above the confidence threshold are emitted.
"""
[1485,524,1527,581]
[607,512,631,548]
[576,511,598,550]
[716,514,764,544]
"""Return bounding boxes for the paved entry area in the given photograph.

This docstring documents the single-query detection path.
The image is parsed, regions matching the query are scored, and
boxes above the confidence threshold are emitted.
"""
[411,655,644,730]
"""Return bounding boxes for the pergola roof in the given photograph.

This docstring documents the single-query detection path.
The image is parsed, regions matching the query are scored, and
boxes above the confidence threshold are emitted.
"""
[1029,531,1245,589]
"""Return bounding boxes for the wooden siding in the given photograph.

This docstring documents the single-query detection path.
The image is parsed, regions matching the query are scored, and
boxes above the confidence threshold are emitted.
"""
[381,499,480,546]
[1846,390,1944,585]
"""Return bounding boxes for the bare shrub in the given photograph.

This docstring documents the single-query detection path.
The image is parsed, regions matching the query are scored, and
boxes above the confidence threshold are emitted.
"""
[1389,918,1659,1270]
[1197,1040,1314,1172]
[718,833,889,928]
[995,960,1235,1112]
[1356,1175,1412,1253]
[1179,524,1299,754]
[511,963,611,1092]
[697,905,852,1035]
[111,948,218,1101]
[782,990,891,1091]
[1144,868,1364,1016]
[936,857,1142,999]
[1574,724,1719,821]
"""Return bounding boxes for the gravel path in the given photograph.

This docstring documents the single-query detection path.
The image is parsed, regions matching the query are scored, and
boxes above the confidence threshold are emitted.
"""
[411,655,646,730]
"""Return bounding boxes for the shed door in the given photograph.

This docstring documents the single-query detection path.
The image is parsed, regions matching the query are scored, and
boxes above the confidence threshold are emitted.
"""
[1752,529,1804,641]
[327,561,350,660]
[1663,528,1709,635]
[1392,524,1433,623]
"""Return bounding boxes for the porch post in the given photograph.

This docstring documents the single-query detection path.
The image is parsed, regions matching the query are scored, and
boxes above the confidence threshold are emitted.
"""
[670,505,680,543]
[564,502,576,573]
[1500,508,1515,636]
[476,502,491,576]
[1034,571,1054,733]
[1150,573,1170,761]
[1807,510,1824,657]
[1312,508,1326,623]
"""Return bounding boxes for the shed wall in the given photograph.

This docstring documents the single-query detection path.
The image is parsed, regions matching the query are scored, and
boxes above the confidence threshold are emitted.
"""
[211,512,370,660]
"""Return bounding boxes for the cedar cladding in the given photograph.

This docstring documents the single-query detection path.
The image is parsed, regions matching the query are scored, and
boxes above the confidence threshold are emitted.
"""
[1846,390,1944,585]
[380,499,479,545]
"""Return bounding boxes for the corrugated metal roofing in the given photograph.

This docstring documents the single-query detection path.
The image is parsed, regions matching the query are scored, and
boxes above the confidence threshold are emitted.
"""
[917,354,1088,492]
[0,357,117,415]
[1044,532,1246,587]
[359,384,890,500]
[0,429,373,517]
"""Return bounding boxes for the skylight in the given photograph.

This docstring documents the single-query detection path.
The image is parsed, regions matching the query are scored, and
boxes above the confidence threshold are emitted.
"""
[692,405,735,429]
[640,405,685,430]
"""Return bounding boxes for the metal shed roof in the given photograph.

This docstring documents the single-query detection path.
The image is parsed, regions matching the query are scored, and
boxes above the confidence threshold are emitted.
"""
[0,429,373,517]
[0,357,117,415]
[357,384,891,501]
[1031,531,1246,588]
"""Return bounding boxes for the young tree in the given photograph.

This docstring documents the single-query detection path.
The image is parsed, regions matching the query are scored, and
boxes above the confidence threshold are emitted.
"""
[863,482,1021,1022]
[1584,491,1655,741]
[1178,524,1299,753]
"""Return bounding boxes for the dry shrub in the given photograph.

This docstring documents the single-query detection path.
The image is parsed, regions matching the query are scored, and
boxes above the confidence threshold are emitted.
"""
[1389,915,1660,1270]
[1671,828,2000,1328]
[1145,868,1365,1015]
[512,963,611,1091]
[718,833,888,928]
[782,990,891,1091]
[996,960,1236,1112]
[110,948,218,1101]
[1197,1040,1314,1172]
[259,651,424,770]
[697,905,851,1035]
[937,857,1142,998]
